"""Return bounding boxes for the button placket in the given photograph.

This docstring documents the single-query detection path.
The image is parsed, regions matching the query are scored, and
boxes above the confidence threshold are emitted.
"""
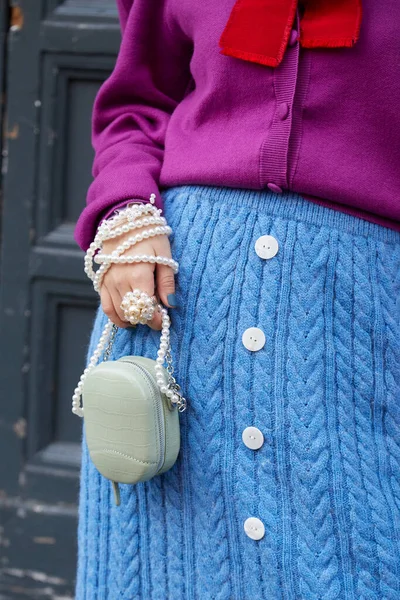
[259,10,301,191]
[241,173,283,541]
[240,233,279,538]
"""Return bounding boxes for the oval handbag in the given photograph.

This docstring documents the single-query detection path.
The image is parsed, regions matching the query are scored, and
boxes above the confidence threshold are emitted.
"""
[82,355,181,506]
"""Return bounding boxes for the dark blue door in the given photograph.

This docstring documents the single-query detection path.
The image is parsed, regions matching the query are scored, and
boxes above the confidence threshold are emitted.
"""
[0,2,119,597]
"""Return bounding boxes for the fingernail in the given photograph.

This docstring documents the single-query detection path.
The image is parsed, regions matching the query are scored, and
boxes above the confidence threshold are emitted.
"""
[167,293,177,307]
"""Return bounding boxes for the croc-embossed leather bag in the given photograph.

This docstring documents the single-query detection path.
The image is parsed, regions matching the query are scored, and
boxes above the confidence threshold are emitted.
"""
[82,354,181,506]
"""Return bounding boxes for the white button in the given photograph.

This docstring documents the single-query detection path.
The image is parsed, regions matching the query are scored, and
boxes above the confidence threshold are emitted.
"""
[242,426,264,450]
[242,327,266,352]
[244,517,265,541]
[255,235,279,259]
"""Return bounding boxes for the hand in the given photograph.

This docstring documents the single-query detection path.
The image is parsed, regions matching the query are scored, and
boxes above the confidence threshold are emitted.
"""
[99,226,176,331]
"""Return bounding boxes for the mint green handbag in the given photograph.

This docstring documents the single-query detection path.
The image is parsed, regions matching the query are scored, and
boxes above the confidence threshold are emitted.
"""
[82,355,181,506]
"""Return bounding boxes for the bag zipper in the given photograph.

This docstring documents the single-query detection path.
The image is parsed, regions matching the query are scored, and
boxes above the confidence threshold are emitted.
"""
[119,359,166,473]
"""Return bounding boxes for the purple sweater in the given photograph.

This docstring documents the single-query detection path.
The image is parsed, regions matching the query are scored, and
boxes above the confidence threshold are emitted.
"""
[74,0,400,251]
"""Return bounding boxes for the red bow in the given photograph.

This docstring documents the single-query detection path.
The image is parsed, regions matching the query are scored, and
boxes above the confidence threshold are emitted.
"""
[219,0,362,68]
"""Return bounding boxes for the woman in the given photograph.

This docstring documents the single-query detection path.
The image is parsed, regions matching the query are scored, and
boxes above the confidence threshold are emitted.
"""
[74,0,400,597]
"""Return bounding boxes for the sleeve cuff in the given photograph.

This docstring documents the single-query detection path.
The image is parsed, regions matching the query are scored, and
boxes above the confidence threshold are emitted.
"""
[99,198,151,225]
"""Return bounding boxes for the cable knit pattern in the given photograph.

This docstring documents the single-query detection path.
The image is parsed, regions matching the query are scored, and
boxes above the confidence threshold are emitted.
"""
[378,242,400,520]
[334,232,377,598]
[75,185,400,599]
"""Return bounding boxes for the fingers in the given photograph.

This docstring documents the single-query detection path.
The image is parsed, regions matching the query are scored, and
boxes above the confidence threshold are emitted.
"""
[110,262,162,331]
[156,264,176,308]
[100,233,176,331]
[100,284,127,328]
[123,263,162,331]
[108,282,131,328]
[154,235,177,308]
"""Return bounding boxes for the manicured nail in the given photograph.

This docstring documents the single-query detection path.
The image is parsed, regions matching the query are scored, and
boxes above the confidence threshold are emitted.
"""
[167,293,177,307]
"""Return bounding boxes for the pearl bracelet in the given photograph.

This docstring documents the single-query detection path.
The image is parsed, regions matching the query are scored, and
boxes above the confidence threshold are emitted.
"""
[84,200,169,285]
[94,252,178,269]
[89,224,177,292]
[72,195,187,417]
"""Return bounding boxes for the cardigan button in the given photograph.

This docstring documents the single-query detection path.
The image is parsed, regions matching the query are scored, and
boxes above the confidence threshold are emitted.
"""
[289,29,299,47]
[276,102,289,121]
[267,183,283,194]
[242,426,264,450]
[242,327,266,352]
[255,235,279,259]
[244,517,265,540]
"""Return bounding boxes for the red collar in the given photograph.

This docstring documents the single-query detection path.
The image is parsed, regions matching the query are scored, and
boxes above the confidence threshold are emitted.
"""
[219,0,362,68]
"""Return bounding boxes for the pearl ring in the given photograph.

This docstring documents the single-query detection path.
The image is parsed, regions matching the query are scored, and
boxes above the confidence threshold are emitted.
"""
[120,289,159,325]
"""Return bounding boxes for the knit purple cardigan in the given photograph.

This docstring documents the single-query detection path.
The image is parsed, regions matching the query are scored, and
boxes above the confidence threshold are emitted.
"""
[74,0,400,251]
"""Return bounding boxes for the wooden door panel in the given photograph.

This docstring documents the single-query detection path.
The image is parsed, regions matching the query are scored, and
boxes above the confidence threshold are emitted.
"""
[0,2,119,596]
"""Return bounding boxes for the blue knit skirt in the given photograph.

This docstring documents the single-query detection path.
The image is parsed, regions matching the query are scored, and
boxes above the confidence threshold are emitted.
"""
[75,185,400,600]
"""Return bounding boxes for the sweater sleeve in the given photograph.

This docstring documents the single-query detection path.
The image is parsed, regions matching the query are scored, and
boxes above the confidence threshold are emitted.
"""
[73,0,193,251]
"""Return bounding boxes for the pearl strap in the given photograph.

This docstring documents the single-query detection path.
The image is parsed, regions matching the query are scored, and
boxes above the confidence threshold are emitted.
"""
[72,195,187,417]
